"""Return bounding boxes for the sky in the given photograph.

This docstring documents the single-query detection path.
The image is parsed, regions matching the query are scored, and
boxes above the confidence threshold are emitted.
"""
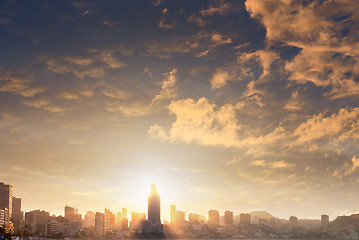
[1,0,359,221]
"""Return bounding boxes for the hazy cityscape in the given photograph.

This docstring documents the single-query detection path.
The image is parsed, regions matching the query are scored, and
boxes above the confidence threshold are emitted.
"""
[1,181,359,239]
[1,0,359,239]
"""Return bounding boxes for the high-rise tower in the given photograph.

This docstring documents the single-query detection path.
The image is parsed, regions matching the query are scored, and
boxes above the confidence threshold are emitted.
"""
[0,182,12,218]
[148,183,160,223]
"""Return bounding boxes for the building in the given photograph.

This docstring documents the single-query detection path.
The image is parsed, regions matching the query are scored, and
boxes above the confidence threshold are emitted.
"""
[321,214,329,228]
[116,211,123,228]
[120,217,128,231]
[83,211,95,228]
[12,197,23,234]
[116,208,128,230]
[105,208,116,231]
[0,208,13,234]
[208,210,219,226]
[220,215,225,226]
[0,209,4,227]
[25,209,50,235]
[94,212,105,236]
[188,213,199,224]
[170,205,176,224]
[0,182,13,234]
[224,211,233,225]
[130,212,145,230]
[174,211,185,224]
[45,219,65,237]
[0,183,12,218]
[122,208,127,219]
[64,206,82,222]
[65,206,77,219]
[289,216,298,228]
[240,213,251,224]
[148,183,161,224]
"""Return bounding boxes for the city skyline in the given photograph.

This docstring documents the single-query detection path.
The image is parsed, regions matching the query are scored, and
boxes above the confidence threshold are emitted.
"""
[1,0,359,222]
[6,180,355,239]
[0,180,334,223]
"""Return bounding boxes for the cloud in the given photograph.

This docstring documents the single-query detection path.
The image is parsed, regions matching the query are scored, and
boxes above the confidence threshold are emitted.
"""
[211,33,232,45]
[284,89,306,111]
[0,75,45,97]
[102,53,125,68]
[22,99,69,113]
[251,160,294,169]
[195,32,233,58]
[345,156,359,176]
[148,124,168,140]
[149,97,284,149]
[187,14,207,27]
[57,86,94,100]
[104,100,150,117]
[158,14,176,29]
[152,68,178,103]
[45,57,106,79]
[210,49,278,89]
[293,107,359,145]
[200,1,231,16]
[245,0,359,98]
[0,113,20,131]
[44,52,125,79]
[237,50,278,78]
[102,88,130,100]
[285,48,359,99]
[150,97,241,147]
[210,68,232,89]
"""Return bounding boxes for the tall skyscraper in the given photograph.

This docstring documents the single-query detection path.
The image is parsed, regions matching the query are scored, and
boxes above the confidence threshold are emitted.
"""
[122,208,127,219]
[12,197,22,234]
[321,214,329,228]
[208,210,219,226]
[0,182,12,218]
[170,205,176,224]
[105,208,116,231]
[224,211,233,225]
[148,183,160,223]
[95,212,105,236]
[0,182,13,234]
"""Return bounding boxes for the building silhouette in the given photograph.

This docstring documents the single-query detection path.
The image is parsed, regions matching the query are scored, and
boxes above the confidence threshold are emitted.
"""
[94,212,105,236]
[224,211,233,225]
[170,204,176,224]
[24,209,50,235]
[130,212,145,230]
[105,208,116,231]
[289,216,298,228]
[83,211,95,228]
[321,214,329,228]
[0,182,13,233]
[122,208,127,219]
[240,213,251,224]
[208,210,220,226]
[64,206,82,222]
[148,183,160,223]
[12,197,23,234]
